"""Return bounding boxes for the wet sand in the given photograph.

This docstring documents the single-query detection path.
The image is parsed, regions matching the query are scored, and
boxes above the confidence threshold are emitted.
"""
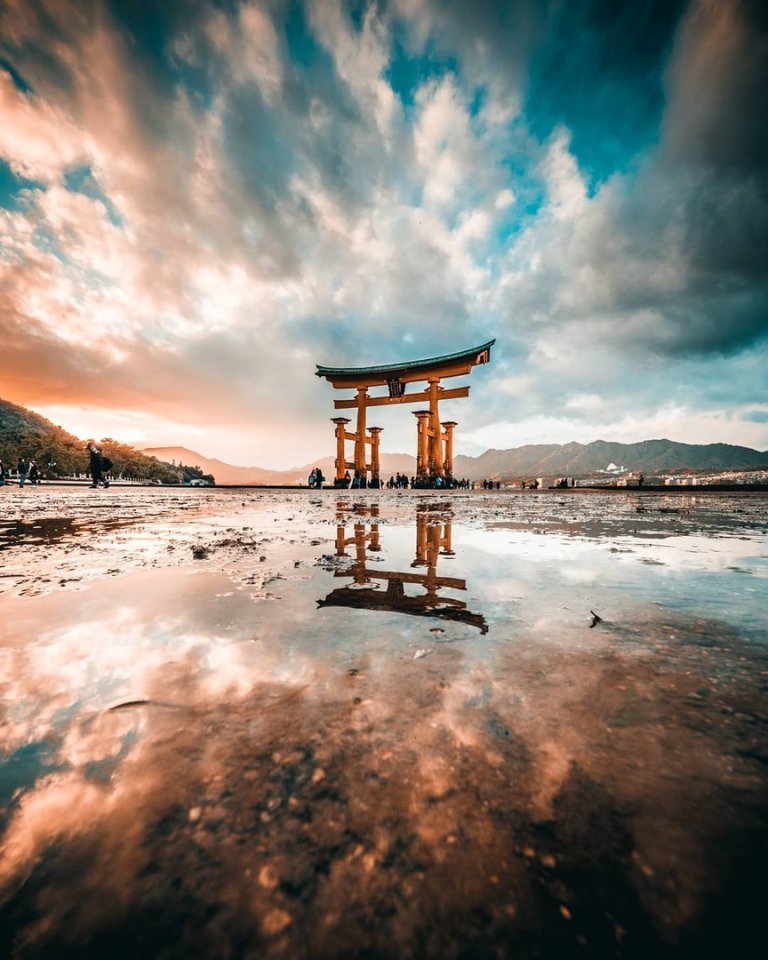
[1,489,767,959]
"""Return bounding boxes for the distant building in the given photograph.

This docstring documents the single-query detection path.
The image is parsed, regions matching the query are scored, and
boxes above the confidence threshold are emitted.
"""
[617,471,643,487]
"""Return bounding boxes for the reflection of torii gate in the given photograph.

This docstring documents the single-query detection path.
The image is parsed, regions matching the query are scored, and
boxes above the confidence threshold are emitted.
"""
[317,504,488,633]
[316,339,494,486]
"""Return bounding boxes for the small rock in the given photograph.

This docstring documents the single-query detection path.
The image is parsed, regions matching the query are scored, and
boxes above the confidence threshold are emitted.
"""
[258,865,278,889]
[262,908,292,936]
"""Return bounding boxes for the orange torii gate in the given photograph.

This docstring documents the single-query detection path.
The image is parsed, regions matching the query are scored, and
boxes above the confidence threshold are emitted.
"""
[315,339,494,486]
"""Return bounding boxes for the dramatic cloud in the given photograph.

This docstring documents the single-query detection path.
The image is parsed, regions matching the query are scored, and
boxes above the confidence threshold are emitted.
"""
[0,0,766,466]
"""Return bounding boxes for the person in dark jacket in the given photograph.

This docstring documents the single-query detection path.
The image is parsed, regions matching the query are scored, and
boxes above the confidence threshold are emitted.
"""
[86,441,110,489]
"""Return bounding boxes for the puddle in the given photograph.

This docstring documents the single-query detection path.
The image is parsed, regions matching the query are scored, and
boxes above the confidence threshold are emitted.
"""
[0,489,767,958]
[0,515,143,550]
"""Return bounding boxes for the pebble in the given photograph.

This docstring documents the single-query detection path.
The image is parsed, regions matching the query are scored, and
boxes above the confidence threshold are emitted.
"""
[262,908,292,936]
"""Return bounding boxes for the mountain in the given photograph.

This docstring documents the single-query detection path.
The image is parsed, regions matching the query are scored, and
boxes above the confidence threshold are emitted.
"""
[142,447,419,485]
[454,439,768,479]
[142,447,303,485]
[145,439,768,484]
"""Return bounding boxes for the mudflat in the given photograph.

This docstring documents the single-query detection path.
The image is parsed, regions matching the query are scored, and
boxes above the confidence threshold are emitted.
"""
[1,488,766,959]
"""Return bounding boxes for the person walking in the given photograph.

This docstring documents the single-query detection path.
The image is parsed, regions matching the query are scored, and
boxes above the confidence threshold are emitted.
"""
[86,441,110,489]
[28,461,40,486]
[17,457,28,488]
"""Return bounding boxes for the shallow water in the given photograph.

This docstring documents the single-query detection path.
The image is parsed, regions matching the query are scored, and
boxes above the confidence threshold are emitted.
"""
[1,488,767,959]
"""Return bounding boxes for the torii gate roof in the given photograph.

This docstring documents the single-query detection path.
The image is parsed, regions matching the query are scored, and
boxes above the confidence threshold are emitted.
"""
[316,338,495,388]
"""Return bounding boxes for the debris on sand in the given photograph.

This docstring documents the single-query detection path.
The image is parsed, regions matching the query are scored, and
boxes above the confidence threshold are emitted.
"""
[107,698,151,711]
[590,610,603,628]
[191,544,210,559]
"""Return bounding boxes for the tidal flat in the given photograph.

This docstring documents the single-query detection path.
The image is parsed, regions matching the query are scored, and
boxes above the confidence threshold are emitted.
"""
[1,488,766,959]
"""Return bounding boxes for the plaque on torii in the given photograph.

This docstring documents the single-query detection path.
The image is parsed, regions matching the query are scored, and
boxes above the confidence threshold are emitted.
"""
[316,339,494,486]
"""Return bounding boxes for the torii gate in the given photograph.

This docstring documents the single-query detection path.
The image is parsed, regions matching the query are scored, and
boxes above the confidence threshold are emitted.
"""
[316,339,494,486]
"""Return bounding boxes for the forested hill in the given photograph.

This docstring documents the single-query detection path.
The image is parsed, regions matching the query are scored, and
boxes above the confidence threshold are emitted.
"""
[0,398,208,483]
[453,439,768,478]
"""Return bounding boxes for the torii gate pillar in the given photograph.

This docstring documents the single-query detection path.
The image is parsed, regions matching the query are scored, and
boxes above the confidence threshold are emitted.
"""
[331,417,352,483]
[413,411,431,481]
[427,379,445,476]
[354,387,368,476]
[368,427,383,487]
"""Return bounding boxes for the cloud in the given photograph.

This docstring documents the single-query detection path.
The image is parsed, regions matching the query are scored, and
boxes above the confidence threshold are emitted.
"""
[493,0,768,364]
[0,0,766,465]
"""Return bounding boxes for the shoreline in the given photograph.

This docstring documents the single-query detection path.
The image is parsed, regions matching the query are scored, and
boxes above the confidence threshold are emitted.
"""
[3,480,768,493]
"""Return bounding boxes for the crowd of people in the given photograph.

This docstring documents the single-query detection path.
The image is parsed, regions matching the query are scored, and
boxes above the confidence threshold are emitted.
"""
[386,473,410,488]
[303,468,503,490]
[0,457,42,487]
[307,467,325,489]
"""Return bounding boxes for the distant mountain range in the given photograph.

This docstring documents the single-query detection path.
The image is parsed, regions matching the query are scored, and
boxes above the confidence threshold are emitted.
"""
[142,447,420,485]
[456,439,768,478]
[3,396,766,484]
[141,447,304,485]
[144,439,768,484]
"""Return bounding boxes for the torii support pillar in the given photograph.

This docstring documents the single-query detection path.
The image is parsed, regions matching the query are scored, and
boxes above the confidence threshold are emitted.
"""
[427,379,445,478]
[442,421,457,479]
[413,411,431,482]
[368,427,382,488]
[331,417,352,484]
[354,387,368,477]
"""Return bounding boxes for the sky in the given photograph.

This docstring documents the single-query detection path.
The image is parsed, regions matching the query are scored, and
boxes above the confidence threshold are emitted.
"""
[1,0,766,468]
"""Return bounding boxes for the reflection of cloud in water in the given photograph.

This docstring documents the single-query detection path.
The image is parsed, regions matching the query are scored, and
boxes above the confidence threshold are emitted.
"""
[461,527,768,574]
[1,493,767,957]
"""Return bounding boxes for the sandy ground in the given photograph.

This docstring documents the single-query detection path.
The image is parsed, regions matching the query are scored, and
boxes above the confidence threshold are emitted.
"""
[0,488,766,959]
